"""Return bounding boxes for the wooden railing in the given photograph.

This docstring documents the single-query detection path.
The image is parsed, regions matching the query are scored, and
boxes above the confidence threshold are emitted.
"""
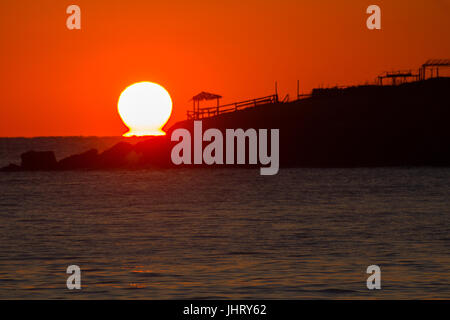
[187,94,279,120]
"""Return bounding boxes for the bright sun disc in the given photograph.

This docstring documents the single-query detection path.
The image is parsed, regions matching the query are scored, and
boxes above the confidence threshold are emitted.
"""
[118,82,173,137]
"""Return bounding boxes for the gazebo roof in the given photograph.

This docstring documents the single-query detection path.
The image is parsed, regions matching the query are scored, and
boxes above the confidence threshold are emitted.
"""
[191,91,222,101]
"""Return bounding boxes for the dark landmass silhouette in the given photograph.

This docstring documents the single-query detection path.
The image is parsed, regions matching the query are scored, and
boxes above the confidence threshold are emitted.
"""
[2,78,450,172]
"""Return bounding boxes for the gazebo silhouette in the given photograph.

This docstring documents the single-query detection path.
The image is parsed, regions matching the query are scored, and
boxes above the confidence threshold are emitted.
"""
[190,91,222,117]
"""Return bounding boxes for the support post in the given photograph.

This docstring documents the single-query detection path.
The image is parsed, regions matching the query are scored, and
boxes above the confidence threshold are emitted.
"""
[196,101,200,119]
[275,81,278,101]
[216,97,220,115]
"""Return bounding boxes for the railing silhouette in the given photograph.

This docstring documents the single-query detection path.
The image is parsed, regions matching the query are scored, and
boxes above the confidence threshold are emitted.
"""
[187,94,279,120]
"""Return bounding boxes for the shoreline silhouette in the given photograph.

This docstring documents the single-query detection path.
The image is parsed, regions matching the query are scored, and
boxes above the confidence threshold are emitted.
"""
[2,77,449,172]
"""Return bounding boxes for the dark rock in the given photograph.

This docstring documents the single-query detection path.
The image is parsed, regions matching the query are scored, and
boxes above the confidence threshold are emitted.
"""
[97,142,135,168]
[21,151,57,170]
[134,136,172,167]
[0,163,21,172]
[58,149,99,170]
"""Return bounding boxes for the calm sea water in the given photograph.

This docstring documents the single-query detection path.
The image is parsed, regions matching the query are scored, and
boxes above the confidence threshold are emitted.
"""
[0,138,449,299]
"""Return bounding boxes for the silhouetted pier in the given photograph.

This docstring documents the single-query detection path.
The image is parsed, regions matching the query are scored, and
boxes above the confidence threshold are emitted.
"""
[420,59,450,80]
[377,70,418,86]
[378,59,450,85]
[187,59,449,120]
[187,94,279,120]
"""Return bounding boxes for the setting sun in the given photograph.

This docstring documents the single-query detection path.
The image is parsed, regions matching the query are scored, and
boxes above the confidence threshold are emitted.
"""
[118,82,172,137]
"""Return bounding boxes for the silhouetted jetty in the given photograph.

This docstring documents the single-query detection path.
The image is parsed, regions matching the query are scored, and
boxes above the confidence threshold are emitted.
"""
[2,61,450,171]
[187,94,279,120]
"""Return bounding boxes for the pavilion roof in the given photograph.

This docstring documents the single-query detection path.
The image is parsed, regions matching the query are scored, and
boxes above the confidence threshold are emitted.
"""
[191,91,222,101]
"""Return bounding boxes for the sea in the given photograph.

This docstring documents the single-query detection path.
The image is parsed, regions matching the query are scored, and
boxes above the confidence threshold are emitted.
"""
[0,137,449,299]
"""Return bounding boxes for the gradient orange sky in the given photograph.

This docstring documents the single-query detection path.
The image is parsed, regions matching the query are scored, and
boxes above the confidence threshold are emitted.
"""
[0,0,449,137]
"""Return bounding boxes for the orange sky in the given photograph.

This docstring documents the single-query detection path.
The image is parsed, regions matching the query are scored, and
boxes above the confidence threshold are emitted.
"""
[0,0,449,137]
